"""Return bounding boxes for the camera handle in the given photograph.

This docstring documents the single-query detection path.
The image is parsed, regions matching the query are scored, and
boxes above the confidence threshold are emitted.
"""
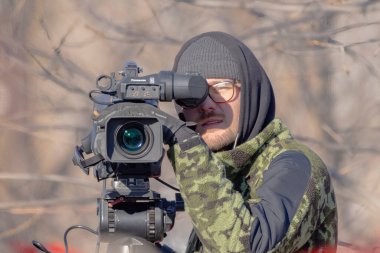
[72,145,104,175]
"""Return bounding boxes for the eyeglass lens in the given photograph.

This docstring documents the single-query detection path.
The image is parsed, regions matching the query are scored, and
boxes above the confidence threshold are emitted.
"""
[209,81,235,103]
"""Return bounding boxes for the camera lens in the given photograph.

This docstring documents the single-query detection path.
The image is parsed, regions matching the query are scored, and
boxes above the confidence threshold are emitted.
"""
[122,127,144,151]
[116,122,152,157]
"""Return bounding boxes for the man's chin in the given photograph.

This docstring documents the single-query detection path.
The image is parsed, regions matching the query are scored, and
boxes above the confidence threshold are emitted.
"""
[201,133,232,152]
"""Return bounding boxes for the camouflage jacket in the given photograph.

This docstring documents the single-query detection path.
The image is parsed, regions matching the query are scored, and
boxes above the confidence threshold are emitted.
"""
[167,119,337,253]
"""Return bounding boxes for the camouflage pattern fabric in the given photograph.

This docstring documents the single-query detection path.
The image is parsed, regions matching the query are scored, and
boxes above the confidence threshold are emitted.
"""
[167,119,337,253]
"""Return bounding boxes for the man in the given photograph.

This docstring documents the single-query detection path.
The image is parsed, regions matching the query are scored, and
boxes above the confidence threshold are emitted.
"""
[154,31,337,253]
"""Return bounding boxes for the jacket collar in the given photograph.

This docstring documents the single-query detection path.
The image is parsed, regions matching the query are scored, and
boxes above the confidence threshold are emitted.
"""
[214,118,292,180]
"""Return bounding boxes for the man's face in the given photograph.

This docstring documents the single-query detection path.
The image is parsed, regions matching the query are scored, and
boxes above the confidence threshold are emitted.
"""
[182,78,241,151]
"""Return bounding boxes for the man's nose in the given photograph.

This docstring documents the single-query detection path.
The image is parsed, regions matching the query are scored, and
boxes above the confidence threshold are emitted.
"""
[198,95,216,113]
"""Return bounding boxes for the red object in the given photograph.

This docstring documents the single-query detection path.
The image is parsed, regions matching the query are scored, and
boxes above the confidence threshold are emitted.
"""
[10,241,37,253]
[10,241,80,253]
[46,242,79,253]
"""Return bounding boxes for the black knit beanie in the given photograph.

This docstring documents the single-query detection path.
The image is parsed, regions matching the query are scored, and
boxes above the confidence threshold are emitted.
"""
[175,36,242,81]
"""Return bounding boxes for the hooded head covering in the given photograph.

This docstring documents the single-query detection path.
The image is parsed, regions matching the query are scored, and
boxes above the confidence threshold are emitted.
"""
[172,31,275,148]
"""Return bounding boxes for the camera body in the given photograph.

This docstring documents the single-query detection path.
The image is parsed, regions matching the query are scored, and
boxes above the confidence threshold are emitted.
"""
[73,61,208,179]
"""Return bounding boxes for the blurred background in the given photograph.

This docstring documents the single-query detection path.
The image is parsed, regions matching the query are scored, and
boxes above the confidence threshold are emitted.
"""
[0,0,379,252]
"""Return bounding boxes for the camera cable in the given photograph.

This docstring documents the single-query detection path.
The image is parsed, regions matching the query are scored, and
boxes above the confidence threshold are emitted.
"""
[154,177,180,192]
[63,225,98,253]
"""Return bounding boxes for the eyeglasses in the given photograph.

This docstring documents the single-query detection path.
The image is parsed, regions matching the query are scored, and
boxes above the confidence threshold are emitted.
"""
[179,79,240,109]
[208,79,240,103]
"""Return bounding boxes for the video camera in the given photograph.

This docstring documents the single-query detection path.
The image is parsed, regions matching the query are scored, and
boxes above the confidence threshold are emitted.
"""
[73,61,207,179]
[65,61,208,251]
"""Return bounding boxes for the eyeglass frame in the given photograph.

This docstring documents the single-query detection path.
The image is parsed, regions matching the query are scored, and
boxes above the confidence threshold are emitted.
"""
[180,79,241,110]
[207,79,241,104]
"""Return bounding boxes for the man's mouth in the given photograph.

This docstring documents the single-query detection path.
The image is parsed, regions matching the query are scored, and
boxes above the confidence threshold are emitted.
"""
[199,118,223,127]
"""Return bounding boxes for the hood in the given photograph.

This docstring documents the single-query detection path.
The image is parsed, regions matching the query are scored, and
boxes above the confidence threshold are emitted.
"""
[173,31,275,148]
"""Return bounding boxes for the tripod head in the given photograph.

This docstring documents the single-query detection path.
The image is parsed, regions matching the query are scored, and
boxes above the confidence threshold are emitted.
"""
[98,176,184,244]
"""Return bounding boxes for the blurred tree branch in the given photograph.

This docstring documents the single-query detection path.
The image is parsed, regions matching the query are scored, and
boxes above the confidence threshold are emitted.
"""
[0,197,95,210]
[25,47,88,95]
[0,212,42,239]
[176,0,380,12]
[295,135,380,154]
[0,120,82,145]
[0,173,97,188]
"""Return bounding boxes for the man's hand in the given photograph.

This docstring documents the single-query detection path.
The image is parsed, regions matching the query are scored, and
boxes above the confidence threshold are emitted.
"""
[147,105,193,145]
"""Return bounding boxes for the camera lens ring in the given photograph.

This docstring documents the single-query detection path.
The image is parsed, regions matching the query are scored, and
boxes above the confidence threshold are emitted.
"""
[115,121,154,159]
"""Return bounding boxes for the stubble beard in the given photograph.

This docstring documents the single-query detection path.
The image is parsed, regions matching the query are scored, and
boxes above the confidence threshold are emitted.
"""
[195,111,238,152]
[201,127,237,152]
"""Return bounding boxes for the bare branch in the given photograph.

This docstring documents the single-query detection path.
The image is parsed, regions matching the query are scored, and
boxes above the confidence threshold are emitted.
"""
[5,107,90,121]
[334,181,380,221]
[286,21,380,39]
[145,0,168,38]
[294,135,380,154]
[0,197,95,210]
[0,212,42,239]
[84,24,180,45]
[24,47,88,95]
[55,21,77,51]
[176,0,380,13]
[345,46,380,79]
[338,126,380,134]
[39,17,51,41]
[82,3,181,45]
[0,120,79,145]
[0,173,98,189]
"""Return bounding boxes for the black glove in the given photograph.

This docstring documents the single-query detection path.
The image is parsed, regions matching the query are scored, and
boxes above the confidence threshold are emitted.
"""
[147,105,196,145]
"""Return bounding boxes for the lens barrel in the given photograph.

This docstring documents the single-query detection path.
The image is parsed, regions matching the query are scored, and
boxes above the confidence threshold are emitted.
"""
[115,122,152,158]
